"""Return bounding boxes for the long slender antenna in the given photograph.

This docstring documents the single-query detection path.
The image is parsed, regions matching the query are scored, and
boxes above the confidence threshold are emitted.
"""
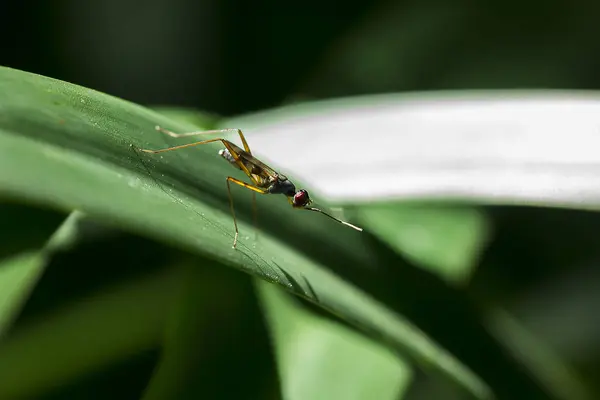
[305,207,363,231]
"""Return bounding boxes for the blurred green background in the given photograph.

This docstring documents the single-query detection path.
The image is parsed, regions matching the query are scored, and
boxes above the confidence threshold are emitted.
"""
[2,1,600,400]
[8,1,600,115]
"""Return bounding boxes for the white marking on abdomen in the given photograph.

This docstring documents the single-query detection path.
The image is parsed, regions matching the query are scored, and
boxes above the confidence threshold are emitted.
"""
[219,149,236,164]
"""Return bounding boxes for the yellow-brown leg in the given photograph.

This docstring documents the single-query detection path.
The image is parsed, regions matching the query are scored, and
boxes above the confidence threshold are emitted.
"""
[140,137,224,154]
[139,137,258,186]
[155,126,253,155]
[226,177,268,248]
[252,192,258,241]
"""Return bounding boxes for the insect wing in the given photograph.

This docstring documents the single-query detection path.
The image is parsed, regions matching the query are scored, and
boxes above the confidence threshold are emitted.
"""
[237,148,287,181]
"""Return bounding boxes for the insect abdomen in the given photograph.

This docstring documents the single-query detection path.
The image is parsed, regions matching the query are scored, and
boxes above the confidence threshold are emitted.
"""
[219,149,237,164]
[220,149,265,183]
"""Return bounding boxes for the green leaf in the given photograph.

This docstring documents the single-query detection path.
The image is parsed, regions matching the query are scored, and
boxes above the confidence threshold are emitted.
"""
[0,211,82,336]
[0,267,179,399]
[487,310,593,400]
[223,90,600,210]
[142,262,277,400]
[355,202,490,284]
[0,251,45,336]
[257,280,412,400]
[150,106,219,128]
[0,65,504,399]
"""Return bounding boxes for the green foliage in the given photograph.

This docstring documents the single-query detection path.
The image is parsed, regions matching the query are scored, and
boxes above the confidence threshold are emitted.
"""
[0,66,595,400]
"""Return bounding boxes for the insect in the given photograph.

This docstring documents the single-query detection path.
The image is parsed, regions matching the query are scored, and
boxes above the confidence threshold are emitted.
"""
[139,126,363,248]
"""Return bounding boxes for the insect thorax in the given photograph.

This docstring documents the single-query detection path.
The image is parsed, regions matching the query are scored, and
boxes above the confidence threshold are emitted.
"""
[268,179,296,196]
[252,174,271,188]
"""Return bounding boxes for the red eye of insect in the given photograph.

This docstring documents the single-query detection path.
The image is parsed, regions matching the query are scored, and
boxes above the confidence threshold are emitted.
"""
[293,190,310,207]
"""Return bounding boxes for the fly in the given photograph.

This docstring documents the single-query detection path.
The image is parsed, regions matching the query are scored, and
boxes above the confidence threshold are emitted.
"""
[139,126,363,248]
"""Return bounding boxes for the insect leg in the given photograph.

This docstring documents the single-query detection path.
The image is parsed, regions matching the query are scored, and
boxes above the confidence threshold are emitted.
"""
[155,126,253,155]
[252,192,258,241]
[139,138,225,154]
[139,137,259,185]
[226,177,268,248]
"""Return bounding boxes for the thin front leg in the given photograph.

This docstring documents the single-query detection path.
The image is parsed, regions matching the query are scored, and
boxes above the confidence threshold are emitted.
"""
[155,126,253,155]
[252,192,258,241]
[226,176,268,248]
[139,137,224,154]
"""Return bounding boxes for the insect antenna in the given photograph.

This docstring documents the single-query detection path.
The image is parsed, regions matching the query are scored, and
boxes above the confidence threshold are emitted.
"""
[305,207,363,231]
